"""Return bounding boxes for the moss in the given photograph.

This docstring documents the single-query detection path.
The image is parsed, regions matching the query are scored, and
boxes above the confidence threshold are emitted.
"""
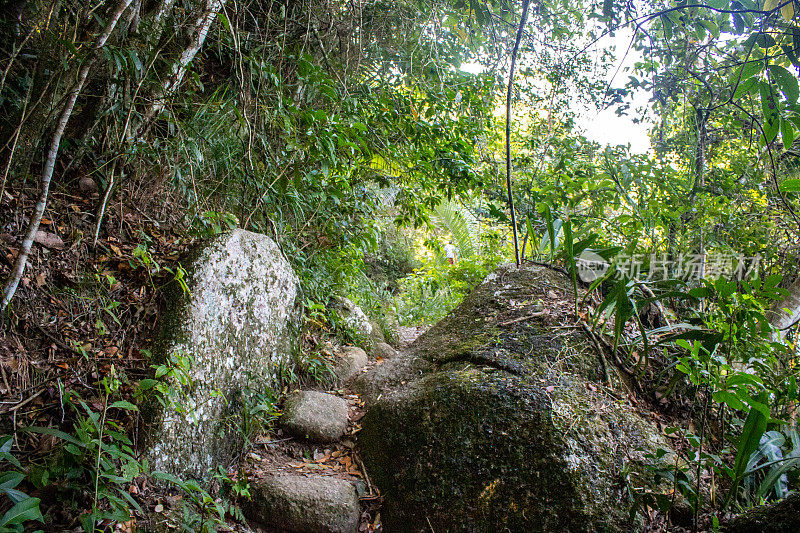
[358,264,671,532]
[724,492,800,533]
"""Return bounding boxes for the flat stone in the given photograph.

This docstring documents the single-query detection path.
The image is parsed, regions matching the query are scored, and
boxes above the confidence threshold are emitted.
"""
[335,346,368,382]
[282,390,348,442]
[34,231,64,250]
[370,341,397,360]
[244,473,359,533]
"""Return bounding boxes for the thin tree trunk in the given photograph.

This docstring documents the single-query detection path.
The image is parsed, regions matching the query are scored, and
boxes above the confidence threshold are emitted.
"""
[0,0,133,316]
[136,0,227,134]
[770,277,800,336]
[505,0,531,268]
[692,106,708,280]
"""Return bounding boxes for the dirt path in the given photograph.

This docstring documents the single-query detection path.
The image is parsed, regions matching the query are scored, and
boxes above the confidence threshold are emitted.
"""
[397,325,428,348]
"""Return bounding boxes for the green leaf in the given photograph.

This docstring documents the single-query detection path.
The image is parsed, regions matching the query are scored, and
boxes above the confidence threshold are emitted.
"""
[0,471,24,491]
[780,178,800,192]
[0,497,42,527]
[699,19,720,39]
[109,400,138,412]
[783,117,796,149]
[525,216,536,259]
[760,80,780,143]
[734,406,768,482]
[734,76,758,100]
[757,456,800,499]
[713,390,745,410]
[25,427,85,448]
[769,65,800,103]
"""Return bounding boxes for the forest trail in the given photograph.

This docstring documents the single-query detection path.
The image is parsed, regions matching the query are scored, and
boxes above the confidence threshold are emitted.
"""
[237,341,402,532]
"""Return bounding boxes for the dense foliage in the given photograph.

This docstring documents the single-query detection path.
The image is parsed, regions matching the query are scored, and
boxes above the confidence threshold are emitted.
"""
[1,0,800,530]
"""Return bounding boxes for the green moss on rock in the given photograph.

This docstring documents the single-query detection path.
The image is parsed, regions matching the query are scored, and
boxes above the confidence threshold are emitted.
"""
[357,264,672,532]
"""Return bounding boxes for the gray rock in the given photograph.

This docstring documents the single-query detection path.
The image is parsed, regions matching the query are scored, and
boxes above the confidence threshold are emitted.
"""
[370,341,397,360]
[332,297,385,344]
[358,264,675,532]
[282,390,348,442]
[244,473,359,533]
[334,346,368,382]
[145,229,300,478]
[34,231,64,250]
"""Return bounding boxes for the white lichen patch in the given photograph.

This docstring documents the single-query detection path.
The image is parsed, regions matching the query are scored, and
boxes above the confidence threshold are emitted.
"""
[147,230,300,478]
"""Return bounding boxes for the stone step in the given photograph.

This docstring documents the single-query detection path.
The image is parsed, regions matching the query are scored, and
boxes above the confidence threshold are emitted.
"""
[243,473,359,533]
[281,390,349,442]
[334,346,368,383]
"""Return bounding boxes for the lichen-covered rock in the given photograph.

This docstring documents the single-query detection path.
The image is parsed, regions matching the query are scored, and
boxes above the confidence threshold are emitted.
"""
[724,492,800,532]
[357,264,673,532]
[334,346,368,383]
[146,229,300,478]
[243,473,359,533]
[332,297,384,344]
[282,390,349,442]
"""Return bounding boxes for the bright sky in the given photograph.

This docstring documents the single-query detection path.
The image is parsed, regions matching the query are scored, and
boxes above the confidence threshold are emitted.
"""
[576,28,653,154]
[461,28,654,154]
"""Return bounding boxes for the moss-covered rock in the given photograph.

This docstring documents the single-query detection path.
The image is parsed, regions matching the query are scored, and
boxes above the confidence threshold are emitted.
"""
[357,264,672,532]
[145,229,300,478]
[724,492,800,533]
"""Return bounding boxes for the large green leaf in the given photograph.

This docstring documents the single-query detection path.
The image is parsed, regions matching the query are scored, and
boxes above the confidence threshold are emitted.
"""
[0,497,42,527]
[760,80,780,143]
[734,406,768,482]
[432,199,480,258]
[769,65,799,104]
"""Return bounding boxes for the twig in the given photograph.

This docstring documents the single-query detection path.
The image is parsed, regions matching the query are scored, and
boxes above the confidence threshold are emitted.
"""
[499,311,547,327]
[0,388,46,414]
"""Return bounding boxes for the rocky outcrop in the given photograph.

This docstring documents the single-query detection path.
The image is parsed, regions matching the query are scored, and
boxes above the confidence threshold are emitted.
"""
[356,264,673,532]
[282,390,349,442]
[146,229,300,478]
[724,492,800,532]
[244,473,360,533]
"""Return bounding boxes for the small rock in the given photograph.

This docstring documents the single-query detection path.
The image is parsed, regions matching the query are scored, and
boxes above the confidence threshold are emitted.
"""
[244,473,359,533]
[282,390,348,442]
[79,176,98,195]
[331,297,385,343]
[335,346,368,382]
[34,231,64,250]
[371,341,397,360]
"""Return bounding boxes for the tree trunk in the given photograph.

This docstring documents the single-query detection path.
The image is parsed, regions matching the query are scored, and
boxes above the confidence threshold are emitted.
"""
[769,276,800,337]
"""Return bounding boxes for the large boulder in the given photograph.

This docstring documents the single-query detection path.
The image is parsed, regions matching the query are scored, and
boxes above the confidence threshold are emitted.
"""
[146,229,301,478]
[331,297,385,344]
[356,264,672,532]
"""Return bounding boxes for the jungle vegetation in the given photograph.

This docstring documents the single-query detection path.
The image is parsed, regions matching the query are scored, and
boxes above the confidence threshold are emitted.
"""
[1,0,800,530]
